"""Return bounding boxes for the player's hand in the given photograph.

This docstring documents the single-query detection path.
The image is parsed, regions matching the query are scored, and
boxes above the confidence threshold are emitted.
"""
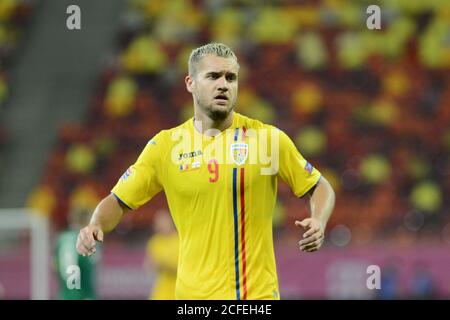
[295,217,324,252]
[76,224,104,257]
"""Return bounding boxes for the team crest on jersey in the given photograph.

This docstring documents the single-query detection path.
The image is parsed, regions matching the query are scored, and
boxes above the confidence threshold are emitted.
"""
[230,143,248,166]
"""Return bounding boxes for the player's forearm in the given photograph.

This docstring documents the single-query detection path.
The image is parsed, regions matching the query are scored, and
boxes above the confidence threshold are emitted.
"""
[309,177,335,228]
[89,194,127,234]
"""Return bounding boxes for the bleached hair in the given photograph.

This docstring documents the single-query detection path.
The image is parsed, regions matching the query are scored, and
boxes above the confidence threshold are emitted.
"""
[188,42,239,76]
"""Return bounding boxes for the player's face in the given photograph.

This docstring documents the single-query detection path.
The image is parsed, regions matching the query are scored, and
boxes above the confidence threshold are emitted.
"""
[186,55,239,121]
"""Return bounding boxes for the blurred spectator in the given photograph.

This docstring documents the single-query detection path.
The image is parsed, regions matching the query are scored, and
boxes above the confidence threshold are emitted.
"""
[410,181,443,213]
[248,7,298,44]
[359,154,391,185]
[0,69,8,107]
[65,144,96,175]
[295,31,328,70]
[211,8,243,48]
[152,0,203,44]
[69,182,101,215]
[0,0,17,20]
[295,126,327,158]
[121,36,168,74]
[54,206,100,300]
[104,76,138,118]
[26,182,56,218]
[0,0,34,109]
[237,88,276,124]
[410,262,437,299]
[377,263,400,300]
[291,82,323,118]
[145,209,178,300]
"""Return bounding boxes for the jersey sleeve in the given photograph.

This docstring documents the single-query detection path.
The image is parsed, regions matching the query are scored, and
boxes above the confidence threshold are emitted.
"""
[111,131,166,210]
[276,128,322,197]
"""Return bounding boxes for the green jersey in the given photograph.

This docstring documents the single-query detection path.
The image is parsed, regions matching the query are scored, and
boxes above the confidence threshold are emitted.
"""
[55,230,99,299]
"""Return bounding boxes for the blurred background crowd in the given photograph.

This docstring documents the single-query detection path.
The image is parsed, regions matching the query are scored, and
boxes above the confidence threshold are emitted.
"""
[25,0,450,245]
[0,0,449,299]
[0,0,34,159]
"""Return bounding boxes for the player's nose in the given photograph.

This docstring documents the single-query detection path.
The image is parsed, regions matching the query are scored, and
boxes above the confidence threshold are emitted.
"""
[216,76,229,91]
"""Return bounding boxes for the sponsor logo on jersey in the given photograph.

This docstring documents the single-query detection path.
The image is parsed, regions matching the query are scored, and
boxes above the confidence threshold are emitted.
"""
[179,161,201,172]
[178,150,202,161]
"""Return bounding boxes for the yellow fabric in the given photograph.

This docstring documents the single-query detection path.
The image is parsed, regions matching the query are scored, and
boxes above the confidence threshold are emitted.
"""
[147,234,179,300]
[26,185,56,217]
[112,113,321,299]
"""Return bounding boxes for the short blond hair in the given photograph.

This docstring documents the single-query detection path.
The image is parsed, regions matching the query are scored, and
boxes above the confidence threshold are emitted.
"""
[188,42,239,76]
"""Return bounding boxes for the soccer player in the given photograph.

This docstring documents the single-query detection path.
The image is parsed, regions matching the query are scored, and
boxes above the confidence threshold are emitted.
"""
[56,207,99,299]
[145,209,179,300]
[76,43,335,300]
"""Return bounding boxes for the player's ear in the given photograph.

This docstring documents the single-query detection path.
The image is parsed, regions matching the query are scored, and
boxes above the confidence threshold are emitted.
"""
[185,75,194,93]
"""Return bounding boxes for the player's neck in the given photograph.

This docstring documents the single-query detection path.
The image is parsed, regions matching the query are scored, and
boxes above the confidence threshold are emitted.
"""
[193,110,234,136]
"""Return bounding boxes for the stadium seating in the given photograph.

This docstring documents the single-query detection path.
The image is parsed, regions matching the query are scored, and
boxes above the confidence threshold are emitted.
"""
[33,0,450,246]
[0,0,35,170]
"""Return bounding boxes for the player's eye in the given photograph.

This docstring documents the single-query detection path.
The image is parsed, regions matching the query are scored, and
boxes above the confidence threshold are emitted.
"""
[207,73,220,79]
[226,74,236,82]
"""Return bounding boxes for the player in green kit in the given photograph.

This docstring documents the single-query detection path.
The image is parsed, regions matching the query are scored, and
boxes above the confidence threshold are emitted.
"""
[55,207,99,299]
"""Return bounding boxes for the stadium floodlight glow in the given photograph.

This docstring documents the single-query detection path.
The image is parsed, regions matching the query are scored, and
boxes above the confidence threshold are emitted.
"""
[0,209,49,300]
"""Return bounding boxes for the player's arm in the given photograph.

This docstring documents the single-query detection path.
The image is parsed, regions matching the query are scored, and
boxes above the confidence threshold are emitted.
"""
[296,176,335,252]
[274,126,335,252]
[76,131,166,257]
[90,194,129,233]
[76,194,129,257]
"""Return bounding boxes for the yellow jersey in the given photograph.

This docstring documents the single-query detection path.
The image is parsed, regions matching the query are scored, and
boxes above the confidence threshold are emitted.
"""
[112,112,321,300]
[147,233,179,300]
